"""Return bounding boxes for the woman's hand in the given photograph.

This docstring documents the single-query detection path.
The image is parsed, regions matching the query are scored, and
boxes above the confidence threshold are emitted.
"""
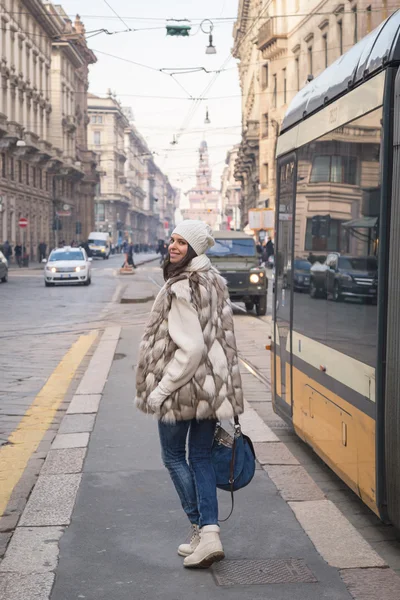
[147,386,169,414]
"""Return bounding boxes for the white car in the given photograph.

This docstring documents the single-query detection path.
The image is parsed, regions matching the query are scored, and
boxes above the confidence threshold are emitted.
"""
[44,247,92,287]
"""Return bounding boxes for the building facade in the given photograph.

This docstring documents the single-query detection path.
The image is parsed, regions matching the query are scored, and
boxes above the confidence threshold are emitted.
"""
[88,94,177,247]
[0,2,97,256]
[220,145,241,230]
[234,0,398,232]
[181,141,220,230]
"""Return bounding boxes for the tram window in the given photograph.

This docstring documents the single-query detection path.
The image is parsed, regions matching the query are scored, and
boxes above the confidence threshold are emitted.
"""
[292,107,382,367]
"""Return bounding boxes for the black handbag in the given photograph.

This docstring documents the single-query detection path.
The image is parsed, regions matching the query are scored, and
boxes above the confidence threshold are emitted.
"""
[211,416,256,521]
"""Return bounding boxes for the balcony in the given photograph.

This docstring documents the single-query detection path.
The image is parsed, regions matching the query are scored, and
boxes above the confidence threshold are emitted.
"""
[257,17,287,60]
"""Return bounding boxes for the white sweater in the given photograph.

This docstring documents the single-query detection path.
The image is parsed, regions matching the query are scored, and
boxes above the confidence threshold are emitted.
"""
[147,257,209,407]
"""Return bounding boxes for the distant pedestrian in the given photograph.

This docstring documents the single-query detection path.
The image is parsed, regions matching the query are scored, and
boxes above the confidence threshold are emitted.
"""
[158,239,168,266]
[3,240,12,262]
[136,220,244,569]
[14,244,22,267]
[122,242,136,268]
[38,241,47,261]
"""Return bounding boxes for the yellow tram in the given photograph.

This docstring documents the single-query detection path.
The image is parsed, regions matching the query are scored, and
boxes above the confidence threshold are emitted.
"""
[272,11,400,529]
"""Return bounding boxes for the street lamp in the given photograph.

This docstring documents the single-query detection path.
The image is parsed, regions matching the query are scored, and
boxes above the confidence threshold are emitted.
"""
[201,20,216,55]
[204,107,211,125]
[16,140,26,147]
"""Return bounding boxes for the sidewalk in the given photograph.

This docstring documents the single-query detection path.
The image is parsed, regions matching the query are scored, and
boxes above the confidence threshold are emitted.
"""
[1,306,399,599]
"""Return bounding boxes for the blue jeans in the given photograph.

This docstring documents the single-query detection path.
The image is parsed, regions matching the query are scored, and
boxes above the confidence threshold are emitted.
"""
[158,419,218,528]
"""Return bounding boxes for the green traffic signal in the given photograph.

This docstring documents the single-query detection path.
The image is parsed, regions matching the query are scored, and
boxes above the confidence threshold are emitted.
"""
[166,25,191,37]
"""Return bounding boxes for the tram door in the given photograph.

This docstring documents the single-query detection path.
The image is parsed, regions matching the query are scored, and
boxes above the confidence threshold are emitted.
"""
[274,158,296,414]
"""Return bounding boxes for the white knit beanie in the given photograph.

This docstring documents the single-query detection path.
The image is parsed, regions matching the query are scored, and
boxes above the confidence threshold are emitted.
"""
[172,220,215,256]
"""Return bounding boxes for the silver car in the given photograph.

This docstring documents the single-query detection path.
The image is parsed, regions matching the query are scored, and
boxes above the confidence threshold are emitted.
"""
[0,251,8,283]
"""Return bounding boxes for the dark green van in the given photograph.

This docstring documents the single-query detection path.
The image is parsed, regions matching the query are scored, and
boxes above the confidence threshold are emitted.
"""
[207,231,267,315]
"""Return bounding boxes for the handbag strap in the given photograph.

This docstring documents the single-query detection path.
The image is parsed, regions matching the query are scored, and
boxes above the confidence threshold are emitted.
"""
[219,417,240,523]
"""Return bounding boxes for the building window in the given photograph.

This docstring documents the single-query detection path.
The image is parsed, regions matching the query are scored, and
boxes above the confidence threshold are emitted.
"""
[261,63,269,89]
[10,157,14,181]
[367,5,372,33]
[96,202,105,222]
[308,46,313,77]
[305,218,349,252]
[45,172,49,191]
[338,20,343,55]
[26,163,29,184]
[1,153,6,178]
[39,168,42,189]
[93,131,101,146]
[352,6,358,44]
[295,57,300,91]
[272,74,277,108]
[323,33,328,68]
[263,163,269,186]
[262,113,269,138]
[32,167,36,187]
[283,68,287,104]
[18,160,22,183]
[97,115,103,124]
[310,155,358,185]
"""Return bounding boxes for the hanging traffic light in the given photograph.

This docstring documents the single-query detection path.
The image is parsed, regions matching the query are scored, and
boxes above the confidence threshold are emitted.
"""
[166,24,191,37]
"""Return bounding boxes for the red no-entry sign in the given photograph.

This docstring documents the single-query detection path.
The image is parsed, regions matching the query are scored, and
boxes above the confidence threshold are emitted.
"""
[19,217,28,228]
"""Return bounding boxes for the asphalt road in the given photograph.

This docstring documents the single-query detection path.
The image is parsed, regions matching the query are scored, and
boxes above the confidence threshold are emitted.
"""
[0,255,141,445]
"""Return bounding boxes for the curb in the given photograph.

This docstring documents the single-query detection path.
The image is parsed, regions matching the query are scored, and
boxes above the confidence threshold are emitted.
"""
[120,295,155,304]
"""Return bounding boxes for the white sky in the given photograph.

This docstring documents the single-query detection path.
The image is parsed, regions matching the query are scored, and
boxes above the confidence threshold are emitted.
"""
[59,0,242,207]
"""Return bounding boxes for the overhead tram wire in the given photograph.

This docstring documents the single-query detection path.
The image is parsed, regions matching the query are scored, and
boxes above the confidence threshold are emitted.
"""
[173,0,272,142]
[3,7,392,20]
[102,0,131,30]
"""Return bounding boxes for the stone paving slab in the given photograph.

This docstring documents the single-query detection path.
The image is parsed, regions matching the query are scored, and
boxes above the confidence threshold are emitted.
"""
[58,414,95,434]
[66,394,101,414]
[0,526,63,573]
[240,401,278,442]
[41,448,86,475]
[51,432,89,449]
[0,573,55,600]
[289,500,387,568]
[254,442,300,465]
[19,474,81,526]
[75,332,120,396]
[266,465,326,501]
[340,568,400,599]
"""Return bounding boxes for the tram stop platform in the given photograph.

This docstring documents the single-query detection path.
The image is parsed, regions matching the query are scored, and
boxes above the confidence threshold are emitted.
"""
[1,310,400,600]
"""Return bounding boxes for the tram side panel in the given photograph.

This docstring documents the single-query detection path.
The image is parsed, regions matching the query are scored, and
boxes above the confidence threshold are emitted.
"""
[273,105,383,516]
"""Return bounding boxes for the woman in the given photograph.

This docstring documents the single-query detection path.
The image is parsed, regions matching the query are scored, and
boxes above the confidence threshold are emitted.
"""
[136,220,244,569]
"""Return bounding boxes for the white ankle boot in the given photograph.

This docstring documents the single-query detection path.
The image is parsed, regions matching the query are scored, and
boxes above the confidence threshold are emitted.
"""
[178,524,200,557]
[183,525,225,568]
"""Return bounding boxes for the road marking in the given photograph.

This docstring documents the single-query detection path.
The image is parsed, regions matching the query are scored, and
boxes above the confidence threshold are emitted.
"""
[0,331,97,517]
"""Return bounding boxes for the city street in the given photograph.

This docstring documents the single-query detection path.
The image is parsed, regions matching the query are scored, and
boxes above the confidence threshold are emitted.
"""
[1,261,400,600]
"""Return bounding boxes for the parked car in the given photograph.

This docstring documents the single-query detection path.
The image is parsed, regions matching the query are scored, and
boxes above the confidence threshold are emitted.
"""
[309,253,377,303]
[0,251,8,283]
[44,247,92,287]
[207,231,268,315]
[283,258,311,291]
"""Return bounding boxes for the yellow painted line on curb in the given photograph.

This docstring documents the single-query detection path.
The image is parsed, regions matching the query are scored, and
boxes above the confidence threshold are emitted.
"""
[0,331,98,517]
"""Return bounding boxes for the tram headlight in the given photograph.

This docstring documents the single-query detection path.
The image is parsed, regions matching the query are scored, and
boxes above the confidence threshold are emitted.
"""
[250,273,260,284]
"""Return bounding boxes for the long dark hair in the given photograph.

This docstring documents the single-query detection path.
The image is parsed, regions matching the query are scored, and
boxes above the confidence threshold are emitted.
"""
[163,244,198,281]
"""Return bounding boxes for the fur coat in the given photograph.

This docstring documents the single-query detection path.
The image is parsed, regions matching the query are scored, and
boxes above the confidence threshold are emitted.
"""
[135,262,244,423]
